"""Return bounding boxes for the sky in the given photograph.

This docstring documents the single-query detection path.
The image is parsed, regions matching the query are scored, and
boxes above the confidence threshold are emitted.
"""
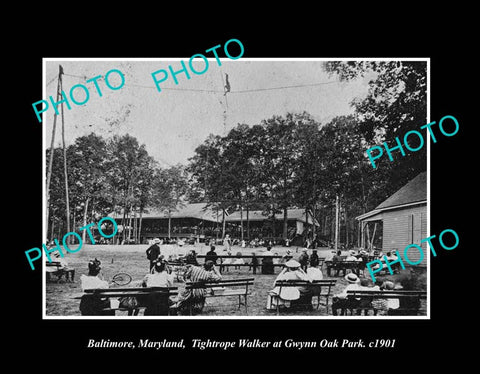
[43,58,374,167]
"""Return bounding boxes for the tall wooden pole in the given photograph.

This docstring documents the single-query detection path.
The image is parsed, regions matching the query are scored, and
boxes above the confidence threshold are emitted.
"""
[60,76,71,243]
[334,195,339,251]
[46,65,63,231]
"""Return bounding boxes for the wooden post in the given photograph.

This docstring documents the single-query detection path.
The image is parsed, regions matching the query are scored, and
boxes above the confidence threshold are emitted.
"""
[46,65,63,229]
[371,222,377,250]
[60,75,71,244]
[334,195,339,251]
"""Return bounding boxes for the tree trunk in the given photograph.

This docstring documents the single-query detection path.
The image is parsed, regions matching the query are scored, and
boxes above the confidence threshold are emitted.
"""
[222,208,226,239]
[128,205,133,242]
[323,214,328,237]
[283,207,288,240]
[334,195,339,251]
[133,208,137,244]
[304,206,309,239]
[345,205,348,248]
[215,203,219,242]
[82,197,90,243]
[271,209,276,238]
[50,218,55,242]
[121,203,127,243]
[246,205,250,241]
[168,209,172,239]
[138,208,143,244]
[312,203,316,242]
[240,204,244,241]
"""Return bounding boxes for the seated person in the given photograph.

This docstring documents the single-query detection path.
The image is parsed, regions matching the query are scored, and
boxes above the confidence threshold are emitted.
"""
[298,248,309,271]
[384,251,402,273]
[346,250,361,261]
[281,249,293,263]
[79,259,114,316]
[331,250,346,276]
[306,266,323,281]
[371,280,400,315]
[268,260,313,311]
[185,250,199,266]
[172,261,222,315]
[46,251,75,282]
[261,246,275,274]
[139,259,176,315]
[233,252,245,269]
[331,273,362,316]
[354,278,378,315]
[332,250,343,262]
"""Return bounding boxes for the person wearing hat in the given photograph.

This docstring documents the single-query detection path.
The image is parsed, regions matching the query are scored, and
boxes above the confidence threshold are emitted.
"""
[346,250,360,261]
[79,259,114,316]
[146,238,162,272]
[268,259,314,311]
[298,248,309,272]
[331,273,363,316]
[173,260,222,315]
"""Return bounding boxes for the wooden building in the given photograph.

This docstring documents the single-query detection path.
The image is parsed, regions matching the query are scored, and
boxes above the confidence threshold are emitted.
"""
[110,203,319,244]
[110,202,219,243]
[225,208,320,242]
[356,172,428,266]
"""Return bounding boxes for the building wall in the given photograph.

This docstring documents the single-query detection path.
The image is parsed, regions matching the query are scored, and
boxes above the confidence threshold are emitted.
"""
[382,204,428,266]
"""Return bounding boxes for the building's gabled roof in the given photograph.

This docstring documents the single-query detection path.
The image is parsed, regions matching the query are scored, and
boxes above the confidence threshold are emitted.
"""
[356,171,427,221]
[111,202,219,222]
[376,171,427,210]
[111,203,320,226]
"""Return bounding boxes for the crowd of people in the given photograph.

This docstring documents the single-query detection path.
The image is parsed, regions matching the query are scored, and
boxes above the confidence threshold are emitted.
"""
[73,238,421,316]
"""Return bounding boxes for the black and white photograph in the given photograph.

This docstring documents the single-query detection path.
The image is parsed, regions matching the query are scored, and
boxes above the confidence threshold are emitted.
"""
[9,17,473,365]
[41,57,430,319]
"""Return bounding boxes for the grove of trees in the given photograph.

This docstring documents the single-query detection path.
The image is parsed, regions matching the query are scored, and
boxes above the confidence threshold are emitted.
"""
[46,61,427,247]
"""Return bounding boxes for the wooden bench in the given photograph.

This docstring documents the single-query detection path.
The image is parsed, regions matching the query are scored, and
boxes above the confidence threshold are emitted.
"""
[269,279,337,315]
[45,261,75,282]
[76,287,178,316]
[345,289,427,316]
[166,260,189,281]
[325,260,365,276]
[185,278,254,315]
[197,255,285,274]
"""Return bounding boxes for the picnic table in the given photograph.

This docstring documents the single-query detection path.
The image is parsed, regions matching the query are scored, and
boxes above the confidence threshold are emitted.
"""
[325,259,366,276]
[46,261,75,282]
[197,254,286,274]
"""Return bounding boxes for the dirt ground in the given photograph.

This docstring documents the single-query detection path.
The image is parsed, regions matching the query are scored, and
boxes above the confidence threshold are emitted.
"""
[44,243,427,317]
